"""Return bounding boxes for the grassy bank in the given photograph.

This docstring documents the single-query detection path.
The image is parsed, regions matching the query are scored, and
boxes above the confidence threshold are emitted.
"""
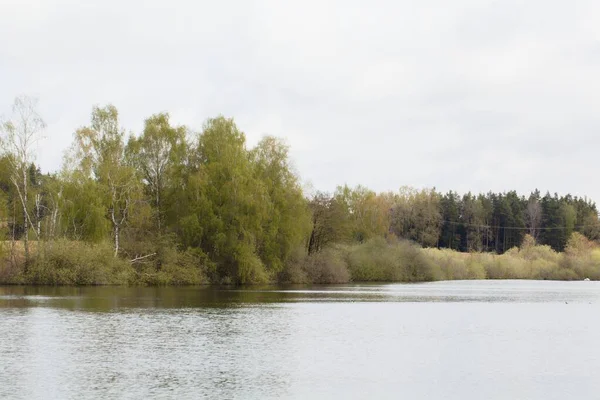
[1,233,598,285]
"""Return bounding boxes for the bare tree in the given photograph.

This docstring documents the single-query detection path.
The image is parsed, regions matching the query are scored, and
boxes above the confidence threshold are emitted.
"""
[0,96,45,268]
[526,197,542,242]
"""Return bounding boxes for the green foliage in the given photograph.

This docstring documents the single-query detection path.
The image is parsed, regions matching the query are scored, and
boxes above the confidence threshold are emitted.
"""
[2,98,600,285]
[126,113,187,231]
[26,240,135,285]
[335,185,392,243]
[424,248,486,280]
[347,238,439,282]
[133,247,208,286]
[59,174,110,242]
[563,232,600,280]
[307,191,352,254]
[430,234,586,281]
[181,116,269,283]
[390,187,442,247]
[282,233,600,284]
[284,238,439,284]
[70,105,144,256]
[251,136,312,274]
[166,117,312,284]
[233,243,268,284]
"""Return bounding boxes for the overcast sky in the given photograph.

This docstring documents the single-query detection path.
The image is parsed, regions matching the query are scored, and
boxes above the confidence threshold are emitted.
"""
[2,0,600,202]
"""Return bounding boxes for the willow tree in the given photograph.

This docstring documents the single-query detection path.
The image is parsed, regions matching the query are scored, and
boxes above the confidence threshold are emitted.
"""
[181,116,269,283]
[0,96,45,267]
[71,105,141,256]
[250,136,311,272]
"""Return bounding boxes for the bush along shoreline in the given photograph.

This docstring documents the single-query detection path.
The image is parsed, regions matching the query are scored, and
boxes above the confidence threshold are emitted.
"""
[1,233,598,285]
[278,233,600,285]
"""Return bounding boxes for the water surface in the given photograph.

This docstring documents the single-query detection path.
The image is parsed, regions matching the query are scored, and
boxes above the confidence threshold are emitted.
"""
[1,280,599,399]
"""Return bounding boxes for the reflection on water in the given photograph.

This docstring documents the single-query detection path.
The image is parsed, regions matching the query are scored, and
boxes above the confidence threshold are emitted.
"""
[1,281,599,310]
[1,281,599,400]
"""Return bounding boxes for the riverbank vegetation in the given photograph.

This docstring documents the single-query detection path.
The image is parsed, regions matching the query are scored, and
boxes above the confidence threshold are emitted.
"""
[1,96,600,285]
[279,233,600,284]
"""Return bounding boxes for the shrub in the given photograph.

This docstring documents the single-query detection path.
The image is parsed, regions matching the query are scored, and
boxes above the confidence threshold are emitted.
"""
[562,233,600,280]
[27,240,135,285]
[346,238,401,281]
[346,238,440,282]
[302,248,350,283]
[233,244,268,284]
[281,247,350,284]
[423,248,471,280]
[134,248,208,285]
[279,247,309,284]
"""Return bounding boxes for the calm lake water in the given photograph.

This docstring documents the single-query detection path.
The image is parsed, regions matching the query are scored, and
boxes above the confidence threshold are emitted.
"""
[1,280,599,399]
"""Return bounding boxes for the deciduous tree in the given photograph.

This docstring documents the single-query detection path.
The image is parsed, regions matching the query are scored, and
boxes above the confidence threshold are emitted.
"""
[0,96,45,267]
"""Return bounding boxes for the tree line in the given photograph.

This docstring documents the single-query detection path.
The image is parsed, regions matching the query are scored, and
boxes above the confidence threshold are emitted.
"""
[1,96,599,284]
[308,187,599,256]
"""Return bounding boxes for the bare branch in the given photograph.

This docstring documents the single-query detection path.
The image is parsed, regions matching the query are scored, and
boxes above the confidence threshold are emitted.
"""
[130,253,157,263]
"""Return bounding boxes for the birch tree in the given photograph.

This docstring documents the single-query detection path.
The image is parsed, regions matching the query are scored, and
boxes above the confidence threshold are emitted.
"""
[0,96,45,267]
[72,105,140,256]
[126,113,187,231]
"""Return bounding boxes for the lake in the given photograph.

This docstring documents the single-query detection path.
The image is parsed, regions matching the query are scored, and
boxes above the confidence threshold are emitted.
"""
[1,280,599,399]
